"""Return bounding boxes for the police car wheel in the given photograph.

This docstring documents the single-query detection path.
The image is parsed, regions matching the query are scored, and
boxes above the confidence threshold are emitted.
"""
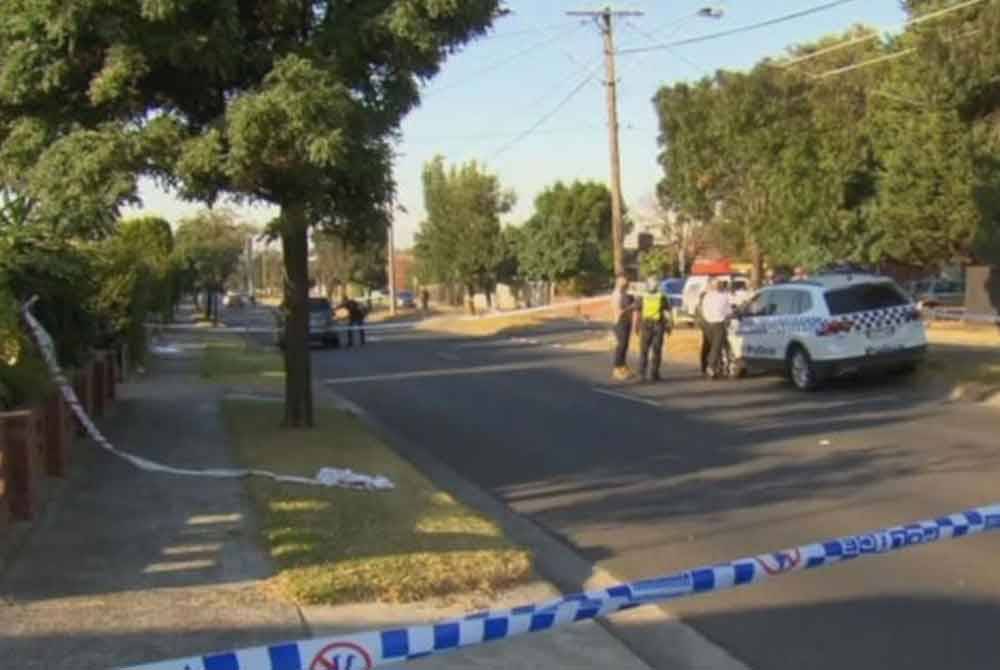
[787,346,818,391]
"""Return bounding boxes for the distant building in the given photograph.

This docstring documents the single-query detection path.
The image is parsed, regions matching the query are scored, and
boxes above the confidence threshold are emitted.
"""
[393,251,415,292]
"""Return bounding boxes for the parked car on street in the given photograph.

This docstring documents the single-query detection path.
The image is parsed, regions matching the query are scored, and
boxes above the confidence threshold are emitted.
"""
[659,278,686,320]
[223,291,246,308]
[396,290,416,308]
[726,273,927,390]
[275,298,340,349]
[905,278,965,309]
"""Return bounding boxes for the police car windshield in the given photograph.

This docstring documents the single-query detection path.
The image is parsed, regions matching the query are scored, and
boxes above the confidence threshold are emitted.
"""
[825,283,907,315]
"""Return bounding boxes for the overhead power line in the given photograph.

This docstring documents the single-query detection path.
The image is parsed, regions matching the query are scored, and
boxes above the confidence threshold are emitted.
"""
[811,27,983,79]
[812,48,915,79]
[479,22,581,40]
[618,0,861,55]
[425,23,587,96]
[489,66,602,161]
[622,20,709,76]
[779,0,988,68]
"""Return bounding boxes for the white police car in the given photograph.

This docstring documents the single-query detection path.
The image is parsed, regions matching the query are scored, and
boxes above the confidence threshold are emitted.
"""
[727,274,927,390]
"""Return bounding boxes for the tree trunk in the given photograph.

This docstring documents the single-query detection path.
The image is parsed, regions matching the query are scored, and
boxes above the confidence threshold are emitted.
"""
[203,291,212,320]
[748,236,763,289]
[280,208,314,428]
[465,285,476,315]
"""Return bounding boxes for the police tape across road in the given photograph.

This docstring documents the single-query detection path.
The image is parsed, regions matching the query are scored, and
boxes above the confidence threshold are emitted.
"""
[925,307,1000,325]
[148,295,612,336]
[20,298,395,492]
[117,503,1000,670]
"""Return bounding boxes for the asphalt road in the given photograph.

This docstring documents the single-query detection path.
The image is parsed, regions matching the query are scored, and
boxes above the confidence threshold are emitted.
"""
[230,306,1000,670]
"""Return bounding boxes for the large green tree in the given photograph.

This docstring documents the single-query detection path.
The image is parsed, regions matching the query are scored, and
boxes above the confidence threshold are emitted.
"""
[517,181,614,290]
[0,1,505,428]
[312,231,387,301]
[174,210,246,323]
[655,12,1000,272]
[414,156,514,312]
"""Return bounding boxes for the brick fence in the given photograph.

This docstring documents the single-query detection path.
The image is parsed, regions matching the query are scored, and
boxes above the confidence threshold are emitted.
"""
[0,349,121,530]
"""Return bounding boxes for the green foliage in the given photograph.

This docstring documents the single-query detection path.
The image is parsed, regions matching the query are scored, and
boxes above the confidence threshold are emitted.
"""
[311,231,387,299]
[0,227,98,366]
[414,156,515,295]
[516,181,614,286]
[174,209,246,294]
[639,248,673,280]
[91,216,180,365]
[0,0,505,425]
[655,10,1000,270]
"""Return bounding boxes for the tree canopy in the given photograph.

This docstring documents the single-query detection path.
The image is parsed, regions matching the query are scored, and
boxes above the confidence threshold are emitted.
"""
[517,181,614,288]
[655,2,1000,273]
[414,156,514,310]
[0,0,506,426]
[174,210,247,321]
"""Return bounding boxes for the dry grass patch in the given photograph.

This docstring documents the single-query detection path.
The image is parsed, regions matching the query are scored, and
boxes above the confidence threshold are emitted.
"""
[223,400,533,605]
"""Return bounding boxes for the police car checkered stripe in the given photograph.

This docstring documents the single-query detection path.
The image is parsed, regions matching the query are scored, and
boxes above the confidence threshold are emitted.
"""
[736,305,918,337]
[839,305,916,332]
[117,503,1000,670]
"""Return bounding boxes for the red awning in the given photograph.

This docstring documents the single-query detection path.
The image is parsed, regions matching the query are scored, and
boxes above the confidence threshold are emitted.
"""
[690,258,732,275]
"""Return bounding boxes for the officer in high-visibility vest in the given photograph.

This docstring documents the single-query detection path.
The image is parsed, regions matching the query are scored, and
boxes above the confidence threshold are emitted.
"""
[638,276,672,382]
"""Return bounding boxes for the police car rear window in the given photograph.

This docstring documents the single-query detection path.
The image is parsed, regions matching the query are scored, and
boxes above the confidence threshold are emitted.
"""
[824,283,907,315]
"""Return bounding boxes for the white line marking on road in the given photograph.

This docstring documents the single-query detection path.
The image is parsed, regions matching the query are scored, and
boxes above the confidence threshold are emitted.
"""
[592,387,661,407]
[323,360,555,385]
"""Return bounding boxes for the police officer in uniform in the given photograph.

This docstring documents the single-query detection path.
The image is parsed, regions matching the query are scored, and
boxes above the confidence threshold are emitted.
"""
[638,276,672,382]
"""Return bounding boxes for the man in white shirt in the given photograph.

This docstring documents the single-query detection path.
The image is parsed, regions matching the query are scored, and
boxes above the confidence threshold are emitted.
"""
[701,279,732,379]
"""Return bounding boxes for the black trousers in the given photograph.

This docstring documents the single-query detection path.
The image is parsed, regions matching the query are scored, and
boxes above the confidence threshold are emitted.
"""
[704,322,726,374]
[639,321,666,378]
[613,318,632,367]
[347,320,366,347]
[700,322,709,373]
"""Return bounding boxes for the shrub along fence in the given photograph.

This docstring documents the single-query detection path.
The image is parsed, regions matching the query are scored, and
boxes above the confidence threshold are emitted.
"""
[0,347,124,530]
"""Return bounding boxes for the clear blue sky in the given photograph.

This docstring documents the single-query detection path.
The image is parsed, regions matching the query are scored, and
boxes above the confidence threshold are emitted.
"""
[127,1,907,246]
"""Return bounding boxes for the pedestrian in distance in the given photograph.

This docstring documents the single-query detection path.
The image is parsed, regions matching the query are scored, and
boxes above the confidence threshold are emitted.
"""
[420,288,430,312]
[338,297,368,347]
[637,276,672,382]
[701,278,732,379]
[697,283,710,375]
[611,275,638,381]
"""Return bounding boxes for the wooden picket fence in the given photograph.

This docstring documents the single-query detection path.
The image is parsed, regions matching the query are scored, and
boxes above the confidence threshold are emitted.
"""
[0,348,124,530]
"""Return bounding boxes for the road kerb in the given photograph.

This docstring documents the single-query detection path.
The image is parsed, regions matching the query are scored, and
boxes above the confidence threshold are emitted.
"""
[319,384,752,670]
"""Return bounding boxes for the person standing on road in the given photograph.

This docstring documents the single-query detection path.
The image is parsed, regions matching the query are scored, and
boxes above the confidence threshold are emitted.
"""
[611,275,637,380]
[420,288,430,312]
[701,279,732,379]
[339,298,368,347]
[637,276,672,382]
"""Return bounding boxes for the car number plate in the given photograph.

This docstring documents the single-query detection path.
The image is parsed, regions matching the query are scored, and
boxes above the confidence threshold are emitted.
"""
[867,326,895,340]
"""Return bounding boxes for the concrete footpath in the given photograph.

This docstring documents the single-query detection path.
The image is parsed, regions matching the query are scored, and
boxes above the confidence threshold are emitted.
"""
[0,353,652,670]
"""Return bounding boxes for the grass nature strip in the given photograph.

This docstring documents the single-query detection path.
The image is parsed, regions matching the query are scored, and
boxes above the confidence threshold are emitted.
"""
[222,399,533,605]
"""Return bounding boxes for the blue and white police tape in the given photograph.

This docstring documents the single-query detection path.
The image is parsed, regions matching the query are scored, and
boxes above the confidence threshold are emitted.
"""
[117,503,1000,670]
[925,307,1000,325]
[20,299,394,492]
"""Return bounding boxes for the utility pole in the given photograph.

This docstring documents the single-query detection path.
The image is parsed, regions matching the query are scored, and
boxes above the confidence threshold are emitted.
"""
[569,6,642,278]
[387,219,397,316]
[387,201,407,316]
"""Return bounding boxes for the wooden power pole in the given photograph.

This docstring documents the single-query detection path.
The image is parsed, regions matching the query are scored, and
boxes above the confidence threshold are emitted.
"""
[569,6,642,278]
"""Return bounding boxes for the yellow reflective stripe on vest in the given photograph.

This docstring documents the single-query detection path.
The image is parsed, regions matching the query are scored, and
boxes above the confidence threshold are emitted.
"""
[642,293,664,320]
